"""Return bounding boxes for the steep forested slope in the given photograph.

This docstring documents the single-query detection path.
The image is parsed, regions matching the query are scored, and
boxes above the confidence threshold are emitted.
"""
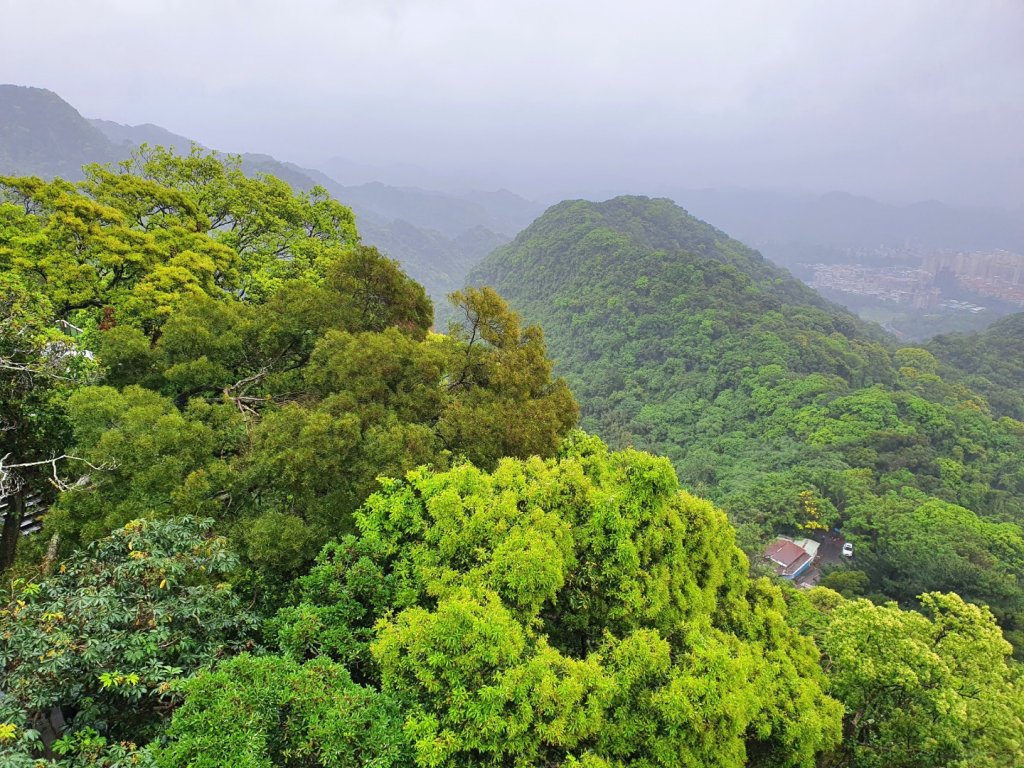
[468,196,1024,648]
[468,196,889,468]
[358,218,505,308]
[0,85,120,179]
[927,312,1024,421]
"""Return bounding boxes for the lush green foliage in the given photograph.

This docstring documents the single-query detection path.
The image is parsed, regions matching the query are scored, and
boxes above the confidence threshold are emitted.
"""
[787,587,1024,768]
[467,196,1024,645]
[0,149,576,574]
[155,654,409,768]
[3,162,1021,767]
[927,312,1024,420]
[265,435,842,768]
[0,517,253,766]
[844,496,1024,649]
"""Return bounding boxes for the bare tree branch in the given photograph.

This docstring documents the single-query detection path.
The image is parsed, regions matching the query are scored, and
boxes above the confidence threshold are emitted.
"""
[224,367,270,399]
[0,453,115,498]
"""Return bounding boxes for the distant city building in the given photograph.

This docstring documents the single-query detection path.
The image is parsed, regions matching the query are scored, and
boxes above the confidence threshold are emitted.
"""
[923,249,1024,285]
[925,249,1024,307]
[805,246,1024,310]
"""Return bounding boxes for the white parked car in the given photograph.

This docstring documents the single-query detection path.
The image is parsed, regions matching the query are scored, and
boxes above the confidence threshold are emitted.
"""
[842,542,854,558]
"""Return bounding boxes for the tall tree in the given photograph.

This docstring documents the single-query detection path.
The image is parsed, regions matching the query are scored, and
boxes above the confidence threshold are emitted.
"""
[438,286,579,469]
[267,434,842,767]
[816,591,1024,768]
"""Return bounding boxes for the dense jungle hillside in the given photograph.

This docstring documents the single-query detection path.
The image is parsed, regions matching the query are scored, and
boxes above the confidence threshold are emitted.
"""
[0,153,1021,767]
[927,312,1024,421]
[468,195,1024,650]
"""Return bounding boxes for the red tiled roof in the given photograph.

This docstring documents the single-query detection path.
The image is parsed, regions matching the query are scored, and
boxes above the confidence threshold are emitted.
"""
[765,539,813,577]
[766,539,805,567]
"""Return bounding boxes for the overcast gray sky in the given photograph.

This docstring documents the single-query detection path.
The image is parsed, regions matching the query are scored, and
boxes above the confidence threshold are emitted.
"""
[3,0,1022,206]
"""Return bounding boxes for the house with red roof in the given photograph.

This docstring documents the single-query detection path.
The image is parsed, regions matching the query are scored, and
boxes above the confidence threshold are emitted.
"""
[764,536,820,580]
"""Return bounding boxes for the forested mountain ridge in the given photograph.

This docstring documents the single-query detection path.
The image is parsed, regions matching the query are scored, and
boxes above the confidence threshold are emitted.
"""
[0,85,120,179]
[468,195,1024,653]
[479,196,840,308]
[468,195,890,446]
[88,118,195,156]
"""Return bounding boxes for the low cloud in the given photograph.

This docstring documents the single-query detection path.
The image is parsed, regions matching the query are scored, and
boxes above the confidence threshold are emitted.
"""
[2,0,1021,206]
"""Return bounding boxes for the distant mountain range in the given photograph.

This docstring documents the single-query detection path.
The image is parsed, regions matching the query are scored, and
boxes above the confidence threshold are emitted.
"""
[0,85,121,178]
[0,84,543,306]
[4,83,1022,318]
[671,187,1024,267]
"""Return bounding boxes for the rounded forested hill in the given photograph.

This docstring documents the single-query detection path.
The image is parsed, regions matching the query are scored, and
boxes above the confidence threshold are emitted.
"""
[466,195,893,461]
[467,196,1024,649]
[473,195,852,310]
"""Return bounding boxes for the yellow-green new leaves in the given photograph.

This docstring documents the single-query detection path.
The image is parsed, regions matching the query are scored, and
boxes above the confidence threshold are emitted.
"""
[820,592,1024,768]
[461,196,1024,654]
[155,655,409,768]
[87,146,359,298]
[0,172,238,332]
[47,278,577,576]
[277,436,842,767]
[0,144,360,338]
[3,149,574,576]
[372,589,610,767]
[845,498,1024,651]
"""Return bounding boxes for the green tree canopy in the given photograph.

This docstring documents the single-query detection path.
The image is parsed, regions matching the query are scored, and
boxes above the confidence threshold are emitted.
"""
[0,517,255,765]
[791,589,1024,768]
[155,654,410,768]
[1,151,577,576]
[846,497,1024,649]
[265,434,841,768]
